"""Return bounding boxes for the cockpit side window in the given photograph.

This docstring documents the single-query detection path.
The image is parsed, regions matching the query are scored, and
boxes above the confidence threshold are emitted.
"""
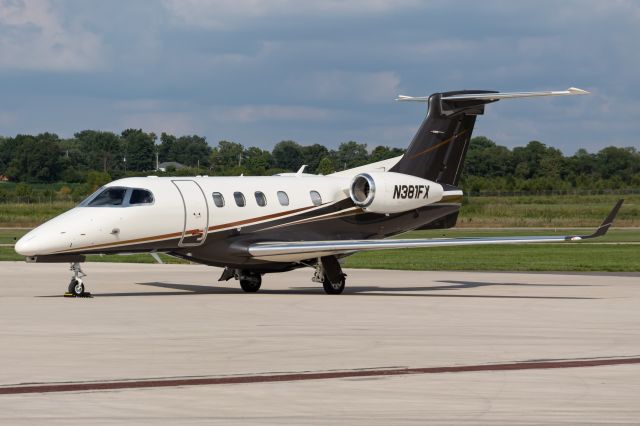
[87,187,127,207]
[129,189,154,205]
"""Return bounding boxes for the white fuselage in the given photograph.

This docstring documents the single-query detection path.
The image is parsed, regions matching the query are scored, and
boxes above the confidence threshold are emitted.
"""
[14,156,452,260]
[15,175,354,257]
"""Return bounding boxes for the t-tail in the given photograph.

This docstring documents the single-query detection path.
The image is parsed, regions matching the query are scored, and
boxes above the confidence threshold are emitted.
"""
[390,87,589,186]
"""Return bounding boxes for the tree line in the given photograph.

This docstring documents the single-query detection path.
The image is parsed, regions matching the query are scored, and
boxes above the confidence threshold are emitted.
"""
[0,130,638,198]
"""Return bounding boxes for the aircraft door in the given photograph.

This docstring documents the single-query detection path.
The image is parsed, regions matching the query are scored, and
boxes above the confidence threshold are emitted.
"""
[172,180,209,247]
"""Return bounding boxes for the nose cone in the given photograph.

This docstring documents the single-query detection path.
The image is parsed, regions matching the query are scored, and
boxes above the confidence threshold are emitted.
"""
[14,208,85,257]
[15,231,43,256]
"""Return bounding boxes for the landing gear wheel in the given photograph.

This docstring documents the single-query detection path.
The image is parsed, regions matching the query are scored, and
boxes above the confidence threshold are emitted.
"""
[240,275,262,293]
[322,275,345,295]
[68,278,85,296]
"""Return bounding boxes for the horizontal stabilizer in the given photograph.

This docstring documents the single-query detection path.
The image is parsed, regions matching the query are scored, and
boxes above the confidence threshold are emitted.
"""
[396,87,589,102]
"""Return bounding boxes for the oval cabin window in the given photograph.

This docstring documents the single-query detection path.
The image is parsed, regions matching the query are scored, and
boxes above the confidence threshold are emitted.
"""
[310,190,322,206]
[212,192,225,207]
[255,191,267,207]
[234,192,246,207]
[277,191,289,206]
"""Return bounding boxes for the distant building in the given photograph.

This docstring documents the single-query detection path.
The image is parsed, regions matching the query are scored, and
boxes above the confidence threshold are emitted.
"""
[158,162,187,172]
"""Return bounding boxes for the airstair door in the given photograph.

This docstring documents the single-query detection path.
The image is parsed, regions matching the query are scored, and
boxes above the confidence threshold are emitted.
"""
[172,180,209,247]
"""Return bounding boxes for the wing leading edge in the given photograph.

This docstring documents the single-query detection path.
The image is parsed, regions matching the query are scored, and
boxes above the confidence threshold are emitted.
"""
[248,200,624,262]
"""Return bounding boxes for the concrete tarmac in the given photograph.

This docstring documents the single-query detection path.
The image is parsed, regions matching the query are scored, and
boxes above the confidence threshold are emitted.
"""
[0,261,639,424]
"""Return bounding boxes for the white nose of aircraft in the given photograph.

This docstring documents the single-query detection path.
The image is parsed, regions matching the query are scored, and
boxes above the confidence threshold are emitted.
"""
[15,222,66,257]
[14,231,40,256]
[14,208,89,257]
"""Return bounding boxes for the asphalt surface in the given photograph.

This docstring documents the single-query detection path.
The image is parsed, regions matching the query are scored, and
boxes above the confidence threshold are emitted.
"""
[1,262,639,424]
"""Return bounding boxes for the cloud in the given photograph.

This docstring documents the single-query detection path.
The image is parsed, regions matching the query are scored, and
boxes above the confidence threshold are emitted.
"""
[0,110,18,127]
[0,0,102,71]
[162,0,421,29]
[0,1,638,152]
[209,104,335,123]
[287,70,402,103]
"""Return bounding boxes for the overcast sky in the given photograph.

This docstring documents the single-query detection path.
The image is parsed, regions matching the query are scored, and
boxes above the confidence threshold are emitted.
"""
[0,0,638,154]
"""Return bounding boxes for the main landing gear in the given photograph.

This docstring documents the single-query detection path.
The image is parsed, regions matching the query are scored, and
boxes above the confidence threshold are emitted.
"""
[313,256,346,295]
[218,268,262,293]
[239,272,262,293]
[218,257,346,295]
[65,262,91,297]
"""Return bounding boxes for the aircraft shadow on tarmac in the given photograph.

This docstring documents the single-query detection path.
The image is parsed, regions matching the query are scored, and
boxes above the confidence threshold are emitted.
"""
[76,280,596,300]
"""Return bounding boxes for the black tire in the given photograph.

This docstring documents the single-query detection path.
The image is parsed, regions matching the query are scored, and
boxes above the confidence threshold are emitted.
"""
[68,279,84,296]
[322,275,345,295]
[240,275,261,293]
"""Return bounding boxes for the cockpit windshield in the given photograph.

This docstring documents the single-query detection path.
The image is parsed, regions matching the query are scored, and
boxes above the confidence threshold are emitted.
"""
[88,188,127,206]
[79,187,155,207]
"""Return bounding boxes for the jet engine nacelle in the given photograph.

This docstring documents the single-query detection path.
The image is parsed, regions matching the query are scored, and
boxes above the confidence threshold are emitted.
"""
[349,172,444,214]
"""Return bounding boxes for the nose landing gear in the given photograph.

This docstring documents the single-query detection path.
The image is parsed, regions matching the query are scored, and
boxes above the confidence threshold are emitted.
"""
[64,262,92,298]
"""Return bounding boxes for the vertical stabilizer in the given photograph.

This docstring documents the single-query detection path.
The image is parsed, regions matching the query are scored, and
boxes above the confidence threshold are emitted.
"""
[390,90,496,185]
[391,87,589,186]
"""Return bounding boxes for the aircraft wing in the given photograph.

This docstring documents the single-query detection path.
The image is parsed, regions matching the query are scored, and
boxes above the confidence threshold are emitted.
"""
[248,200,623,262]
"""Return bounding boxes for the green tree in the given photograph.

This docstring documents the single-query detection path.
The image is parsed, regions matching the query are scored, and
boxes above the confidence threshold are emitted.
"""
[5,133,62,182]
[159,133,211,168]
[512,140,563,180]
[74,130,123,172]
[121,129,155,172]
[243,147,273,175]
[595,146,637,180]
[316,156,335,175]
[272,140,303,171]
[369,145,404,163]
[0,136,8,175]
[86,170,112,192]
[210,141,245,174]
[301,144,330,172]
[464,137,514,178]
[336,141,368,170]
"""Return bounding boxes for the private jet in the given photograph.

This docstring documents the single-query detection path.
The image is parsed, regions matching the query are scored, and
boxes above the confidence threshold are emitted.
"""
[15,87,623,295]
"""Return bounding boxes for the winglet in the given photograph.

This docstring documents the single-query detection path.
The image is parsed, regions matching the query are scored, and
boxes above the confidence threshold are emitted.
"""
[574,199,624,240]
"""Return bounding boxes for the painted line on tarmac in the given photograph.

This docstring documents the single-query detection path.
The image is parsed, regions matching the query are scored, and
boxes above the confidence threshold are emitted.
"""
[1,356,639,395]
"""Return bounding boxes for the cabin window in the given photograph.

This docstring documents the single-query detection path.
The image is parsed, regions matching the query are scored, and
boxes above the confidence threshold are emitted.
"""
[129,189,154,205]
[212,192,225,208]
[255,191,267,207]
[277,191,289,206]
[87,187,127,207]
[234,192,246,207]
[310,190,322,206]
